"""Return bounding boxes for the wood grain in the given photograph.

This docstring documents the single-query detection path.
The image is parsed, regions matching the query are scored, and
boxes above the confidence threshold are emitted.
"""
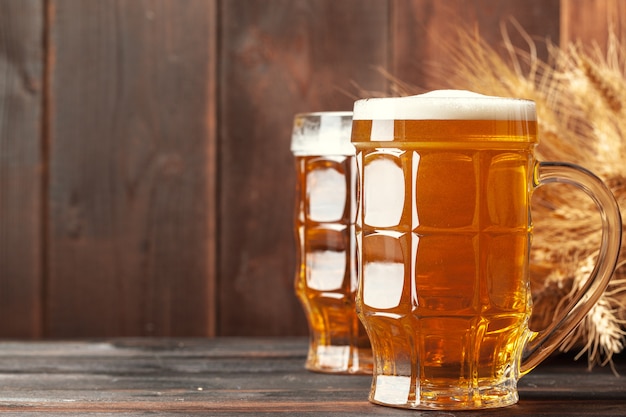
[390,0,561,91]
[561,0,626,51]
[0,0,622,338]
[0,0,44,337]
[218,0,389,336]
[0,338,622,416]
[45,0,217,337]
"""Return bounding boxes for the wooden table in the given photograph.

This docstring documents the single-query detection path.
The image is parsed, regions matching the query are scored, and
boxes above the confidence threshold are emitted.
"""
[0,338,624,416]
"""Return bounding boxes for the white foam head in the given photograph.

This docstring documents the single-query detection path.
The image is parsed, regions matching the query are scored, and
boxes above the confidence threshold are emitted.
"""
[352,90,536,121]
[291,111,355,156]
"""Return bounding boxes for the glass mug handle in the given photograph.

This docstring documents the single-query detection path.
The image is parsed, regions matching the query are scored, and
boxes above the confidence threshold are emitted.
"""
[521,161,623,374]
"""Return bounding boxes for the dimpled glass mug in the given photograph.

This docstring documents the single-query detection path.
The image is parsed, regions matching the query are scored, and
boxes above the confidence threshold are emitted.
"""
[291,112,372,374]
[350,90,622,409]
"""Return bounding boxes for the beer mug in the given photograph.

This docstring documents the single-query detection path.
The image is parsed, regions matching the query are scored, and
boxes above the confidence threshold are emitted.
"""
[351,91,622,409]
[291,112,372,374]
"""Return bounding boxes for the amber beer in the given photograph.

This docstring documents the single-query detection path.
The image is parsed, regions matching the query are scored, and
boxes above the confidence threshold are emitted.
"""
[291,112,372,374]
[351,91,622,409]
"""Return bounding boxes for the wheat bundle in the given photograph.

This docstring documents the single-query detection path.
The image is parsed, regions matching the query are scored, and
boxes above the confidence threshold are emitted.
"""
[377,22,626,372]
[448,23,626,373]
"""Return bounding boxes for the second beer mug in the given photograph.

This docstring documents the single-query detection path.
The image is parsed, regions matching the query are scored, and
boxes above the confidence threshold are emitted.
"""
[351,90,622,409]
[291,111,372,374]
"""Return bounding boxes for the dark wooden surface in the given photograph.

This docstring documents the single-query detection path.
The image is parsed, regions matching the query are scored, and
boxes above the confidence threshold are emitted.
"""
[0,338,623,416]
[1,0,625,338]
[218,0,389,337]
[390,0,561,89]
[46,0,217,338]
[561,0,626,51]
[0,0,44,338]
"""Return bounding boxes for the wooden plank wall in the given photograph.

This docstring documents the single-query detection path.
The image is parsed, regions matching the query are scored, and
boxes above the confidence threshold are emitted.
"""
[0,0,43,338]
[45,0,216,338]
[0,0,620,338]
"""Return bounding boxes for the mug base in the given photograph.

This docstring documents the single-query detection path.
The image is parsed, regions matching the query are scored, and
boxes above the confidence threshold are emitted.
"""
[369,374,519,410]
[305,345,373,374]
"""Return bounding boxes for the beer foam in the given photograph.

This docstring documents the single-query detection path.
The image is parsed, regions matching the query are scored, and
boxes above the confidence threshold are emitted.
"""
[291,111,355,156]
[352,90,536,121]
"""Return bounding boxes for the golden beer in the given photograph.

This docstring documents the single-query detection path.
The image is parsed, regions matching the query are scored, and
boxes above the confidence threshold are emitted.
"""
[291,112,372,374]
[351,91,622,409]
